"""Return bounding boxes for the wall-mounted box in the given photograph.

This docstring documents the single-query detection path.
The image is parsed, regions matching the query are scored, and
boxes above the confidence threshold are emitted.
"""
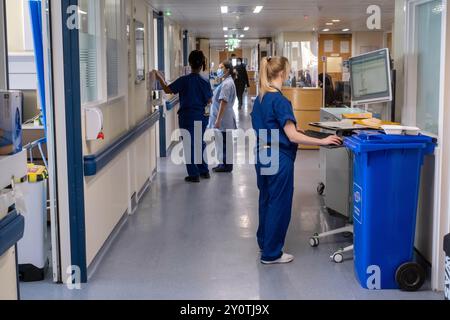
[85,107,104,141]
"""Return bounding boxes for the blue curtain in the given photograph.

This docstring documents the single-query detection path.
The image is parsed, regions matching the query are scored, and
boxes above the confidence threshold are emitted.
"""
[28,0,46,134]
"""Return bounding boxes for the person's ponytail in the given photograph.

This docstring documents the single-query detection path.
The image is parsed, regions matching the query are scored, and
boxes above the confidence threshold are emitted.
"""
[259,57,273,100]
[258,56,290,101]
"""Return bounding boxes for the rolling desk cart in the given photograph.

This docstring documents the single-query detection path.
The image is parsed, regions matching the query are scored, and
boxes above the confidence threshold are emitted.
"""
[0,150,27,300]
[307,112,368,263]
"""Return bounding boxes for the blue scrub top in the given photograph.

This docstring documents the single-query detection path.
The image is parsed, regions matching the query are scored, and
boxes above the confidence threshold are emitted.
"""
[169,73,213,121]
[251,91,298,160]
[208,75,237,131]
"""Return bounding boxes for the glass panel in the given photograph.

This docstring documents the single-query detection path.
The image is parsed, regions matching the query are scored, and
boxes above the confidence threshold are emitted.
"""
[79,0,99,104]
[153,18,159,70]
[105,0,121,98]
[135,20,145,83]
[283,41,318,88]
[415,0,442,135]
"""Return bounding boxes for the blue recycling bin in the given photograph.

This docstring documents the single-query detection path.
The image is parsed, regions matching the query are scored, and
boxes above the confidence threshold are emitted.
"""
[344,131,435,291]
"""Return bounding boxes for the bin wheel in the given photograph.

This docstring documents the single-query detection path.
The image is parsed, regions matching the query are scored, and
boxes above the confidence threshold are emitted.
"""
[317,183,325,195]
[395,262,426,292]
[309,237,320,247]
[343,232,353,239]
[332,253,344,264]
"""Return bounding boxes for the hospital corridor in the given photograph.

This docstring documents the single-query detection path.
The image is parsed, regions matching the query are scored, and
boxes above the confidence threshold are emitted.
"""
[18,99,443,300]
[1,0,450,307]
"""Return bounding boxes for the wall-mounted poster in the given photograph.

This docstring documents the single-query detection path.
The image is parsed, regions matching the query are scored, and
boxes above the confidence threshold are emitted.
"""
[327,57,343,73]
[324,40,334,53]
[340,41,350,54]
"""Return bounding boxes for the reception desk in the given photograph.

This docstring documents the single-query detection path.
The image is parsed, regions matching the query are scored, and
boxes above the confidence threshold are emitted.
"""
[282,87,323,150]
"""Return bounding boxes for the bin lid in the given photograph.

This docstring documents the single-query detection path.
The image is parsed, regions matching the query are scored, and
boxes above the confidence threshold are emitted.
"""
[26,164,48,183]
[344,131,436,154]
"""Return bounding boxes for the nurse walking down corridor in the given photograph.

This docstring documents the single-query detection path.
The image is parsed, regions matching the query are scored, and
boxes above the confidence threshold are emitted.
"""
[251,56,342,265]
[208,60,237,173]
[153,50,213,183]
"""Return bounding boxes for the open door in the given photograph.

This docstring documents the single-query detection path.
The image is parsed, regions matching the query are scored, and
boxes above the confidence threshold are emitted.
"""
[3,0,62,283]
[40,0,62,283]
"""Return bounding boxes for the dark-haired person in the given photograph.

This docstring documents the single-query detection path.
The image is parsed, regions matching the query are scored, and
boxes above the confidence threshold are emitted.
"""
[153,50,213,183]
[251,56,342,264]
[234,58,250,110]
[208,61,237,173]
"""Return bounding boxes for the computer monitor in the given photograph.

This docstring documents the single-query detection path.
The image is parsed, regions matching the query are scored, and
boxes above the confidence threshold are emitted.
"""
[349,48,392,105]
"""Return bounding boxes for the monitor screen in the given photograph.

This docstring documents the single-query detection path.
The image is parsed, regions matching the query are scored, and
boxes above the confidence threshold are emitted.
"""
[349,48,392,104]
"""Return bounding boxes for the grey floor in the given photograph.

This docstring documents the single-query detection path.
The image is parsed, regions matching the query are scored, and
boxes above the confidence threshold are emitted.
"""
[21,97,442,300]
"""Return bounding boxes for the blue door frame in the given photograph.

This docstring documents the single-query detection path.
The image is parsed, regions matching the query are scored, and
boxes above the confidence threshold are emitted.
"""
[61,0,87,283]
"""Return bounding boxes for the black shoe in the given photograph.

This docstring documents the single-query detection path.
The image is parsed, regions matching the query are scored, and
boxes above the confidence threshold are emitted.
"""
[213,166,233,173]
[185,176,200,183]
[200,172,211,179]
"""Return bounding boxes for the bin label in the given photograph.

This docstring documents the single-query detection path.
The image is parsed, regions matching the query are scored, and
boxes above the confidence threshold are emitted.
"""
[354,183,363,225]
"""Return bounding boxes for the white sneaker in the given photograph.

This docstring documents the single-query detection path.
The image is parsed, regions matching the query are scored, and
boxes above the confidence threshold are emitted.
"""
[261,253,294,265]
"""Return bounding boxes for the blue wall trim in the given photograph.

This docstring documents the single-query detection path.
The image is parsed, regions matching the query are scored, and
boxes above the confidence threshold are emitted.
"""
[165,96,179,111]
[84,111,160,177]
[61,0,87,283]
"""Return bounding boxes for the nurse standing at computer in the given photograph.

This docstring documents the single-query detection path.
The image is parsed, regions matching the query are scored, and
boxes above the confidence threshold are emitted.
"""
[251,56,342,264]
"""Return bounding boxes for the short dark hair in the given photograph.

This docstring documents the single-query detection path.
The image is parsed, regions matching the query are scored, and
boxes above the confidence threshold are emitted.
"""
[189,50,206,71]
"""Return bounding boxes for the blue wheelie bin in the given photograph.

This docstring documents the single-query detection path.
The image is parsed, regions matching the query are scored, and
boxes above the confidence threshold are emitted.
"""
[344,131,435,291]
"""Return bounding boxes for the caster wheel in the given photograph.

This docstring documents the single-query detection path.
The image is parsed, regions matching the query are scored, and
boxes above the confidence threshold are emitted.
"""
[317,183,325,195]
[395,262,426,292]
[309,237,320,247]
[343,232,353,239]
[332,253,344,263]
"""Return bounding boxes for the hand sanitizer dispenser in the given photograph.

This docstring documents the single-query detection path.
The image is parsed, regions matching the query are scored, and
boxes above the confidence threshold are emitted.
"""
[85,107,104,141]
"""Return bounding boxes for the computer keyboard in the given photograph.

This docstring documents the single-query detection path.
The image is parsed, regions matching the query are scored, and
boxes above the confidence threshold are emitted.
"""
[304,130,344,148]
[304,130,333,139]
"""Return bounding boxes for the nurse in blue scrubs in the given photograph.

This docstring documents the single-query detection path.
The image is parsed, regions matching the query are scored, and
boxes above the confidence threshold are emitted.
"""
[154,50,213,183]
[208,60,237,173]
[251,56,342,264]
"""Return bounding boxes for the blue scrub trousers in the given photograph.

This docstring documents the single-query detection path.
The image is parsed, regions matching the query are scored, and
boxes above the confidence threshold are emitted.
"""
[256,152,294,262]
[179,116,209,177]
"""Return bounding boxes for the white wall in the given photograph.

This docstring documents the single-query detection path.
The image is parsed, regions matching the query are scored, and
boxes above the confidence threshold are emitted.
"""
[394,0,406,123]
[5,0,37,90]
[210,47,220,70]
[82,0,161,267]
[242,47,252,65]
[5,0,33,53]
